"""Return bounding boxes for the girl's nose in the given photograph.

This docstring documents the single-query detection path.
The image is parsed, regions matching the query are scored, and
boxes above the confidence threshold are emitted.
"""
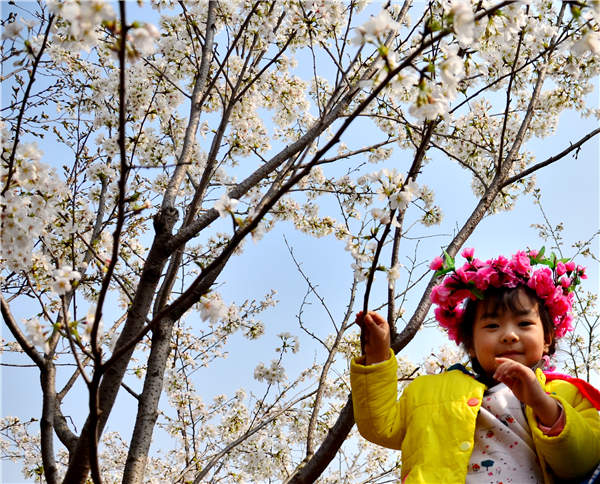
[501,332,518,343]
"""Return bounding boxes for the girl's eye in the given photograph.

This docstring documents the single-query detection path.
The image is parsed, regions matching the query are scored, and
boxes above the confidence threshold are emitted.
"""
[483,323,499,329]
[519,321,534,327]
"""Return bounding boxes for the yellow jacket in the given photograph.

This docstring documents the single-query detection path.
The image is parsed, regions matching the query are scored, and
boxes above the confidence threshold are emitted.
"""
[351,350,600,484]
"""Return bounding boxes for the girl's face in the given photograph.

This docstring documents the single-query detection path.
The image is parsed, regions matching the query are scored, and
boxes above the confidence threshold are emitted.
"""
[469,289,550,376]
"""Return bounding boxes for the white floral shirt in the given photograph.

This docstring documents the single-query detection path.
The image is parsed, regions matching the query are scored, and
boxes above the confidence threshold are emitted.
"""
[467,383,544,484]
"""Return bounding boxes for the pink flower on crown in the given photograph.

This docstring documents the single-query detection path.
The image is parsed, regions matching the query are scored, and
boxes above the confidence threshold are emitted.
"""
[430,256,444,271]
[471,266,493,290]
[488,256,514,287]
[446,325,460,344]
[527,267,555,298]
[510,251,531,276]
[461,247,475,259]
[555,314,573,338]
[449,288,475,307]
[455,266,476,284]
[431,284,452,305]
[565,261,576,272]
[503,274,520,289]
[490,255,510,272]
[545,288,569,315]
[434,306,455,327]
[556,261,566,276]
[434,306,463,343]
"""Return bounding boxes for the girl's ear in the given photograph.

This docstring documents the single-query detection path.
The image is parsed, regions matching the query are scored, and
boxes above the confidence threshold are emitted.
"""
[543,333,552,354]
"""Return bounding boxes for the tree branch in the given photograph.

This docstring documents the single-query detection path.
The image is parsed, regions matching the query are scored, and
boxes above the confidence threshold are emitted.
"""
[501,127,600,187]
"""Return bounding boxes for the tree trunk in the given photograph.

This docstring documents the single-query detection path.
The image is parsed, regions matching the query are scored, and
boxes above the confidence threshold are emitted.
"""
[121,317,175,484]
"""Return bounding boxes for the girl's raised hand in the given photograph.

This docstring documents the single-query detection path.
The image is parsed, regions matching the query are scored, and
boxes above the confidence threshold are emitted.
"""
[494,357,561,426]
[493,357,540,404]
[356,311,390,364]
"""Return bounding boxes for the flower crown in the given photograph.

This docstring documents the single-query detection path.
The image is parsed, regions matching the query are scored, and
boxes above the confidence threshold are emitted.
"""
[430,247,586,344]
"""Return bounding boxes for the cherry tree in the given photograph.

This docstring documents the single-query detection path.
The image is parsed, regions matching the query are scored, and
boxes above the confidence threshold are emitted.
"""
[1,0,599,483]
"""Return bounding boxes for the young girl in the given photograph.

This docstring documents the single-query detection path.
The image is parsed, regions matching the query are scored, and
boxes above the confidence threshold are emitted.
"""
[351,249,600,484]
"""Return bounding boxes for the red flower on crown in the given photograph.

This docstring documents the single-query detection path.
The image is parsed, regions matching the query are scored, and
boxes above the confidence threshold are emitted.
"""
[430,248,586,343]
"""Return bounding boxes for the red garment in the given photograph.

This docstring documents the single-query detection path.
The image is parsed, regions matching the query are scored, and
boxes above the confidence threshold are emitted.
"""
[544,372,600,411]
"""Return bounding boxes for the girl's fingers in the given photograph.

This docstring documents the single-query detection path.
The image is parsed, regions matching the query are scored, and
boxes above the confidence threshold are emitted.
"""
[493,359,534,392]
[355,311,387,325]
[355,311,365,327]
[365,313,382,329]
[369,312,387,325]
[494,358,520,380]
[355,311,389,341]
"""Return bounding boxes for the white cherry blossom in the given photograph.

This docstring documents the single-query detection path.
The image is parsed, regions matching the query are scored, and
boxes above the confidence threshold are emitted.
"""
[572,31,600,56]
[447,0,474,45]
[129,23,160,57]
[353,9,399,44]
[214,193,239,218]
[51,266,81,295]
[199,293,228,323]
[23,318,49,353]
[1,20,23,40]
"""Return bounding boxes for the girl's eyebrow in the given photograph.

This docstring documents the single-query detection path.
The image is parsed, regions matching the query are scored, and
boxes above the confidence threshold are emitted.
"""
[479,307,537,319]
[479,311,498,319]
[511,307,538,317]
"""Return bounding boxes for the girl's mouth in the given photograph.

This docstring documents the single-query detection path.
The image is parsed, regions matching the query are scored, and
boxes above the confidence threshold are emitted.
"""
[498,351,522,358]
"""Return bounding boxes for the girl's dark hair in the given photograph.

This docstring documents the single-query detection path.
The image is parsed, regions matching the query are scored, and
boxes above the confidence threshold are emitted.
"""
[459,285,556,356]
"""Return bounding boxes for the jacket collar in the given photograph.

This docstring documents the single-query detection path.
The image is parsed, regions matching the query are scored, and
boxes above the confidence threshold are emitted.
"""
[446,362,494,386]
[446,359,546,388]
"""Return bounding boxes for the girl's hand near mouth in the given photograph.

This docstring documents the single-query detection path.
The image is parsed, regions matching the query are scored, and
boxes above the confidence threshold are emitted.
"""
[494,357,561,426]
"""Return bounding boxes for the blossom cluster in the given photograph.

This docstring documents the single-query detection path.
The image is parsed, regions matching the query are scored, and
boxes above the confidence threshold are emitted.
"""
[430,248,587,343]
[47,0,159,59]
[409,42,467,121]
[51,266,81,296]
[422,344,467,374]
[198,293,229,324]
[446,0,475,45]
[0,139,66,273]
[214,193,239,218]
[23,317,49,353]
[352,9,399,45]
[0,416,45,480]
[253,359,287,384]
[276,332,300,354]
[79,306,103,344]
[128,23,160,58]
[47,0,116,52]
[359,168,442,226]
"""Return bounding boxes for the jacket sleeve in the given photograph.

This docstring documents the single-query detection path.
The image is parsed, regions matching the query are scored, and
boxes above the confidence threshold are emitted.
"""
[528,378,600,479]
[350,349,407,450]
